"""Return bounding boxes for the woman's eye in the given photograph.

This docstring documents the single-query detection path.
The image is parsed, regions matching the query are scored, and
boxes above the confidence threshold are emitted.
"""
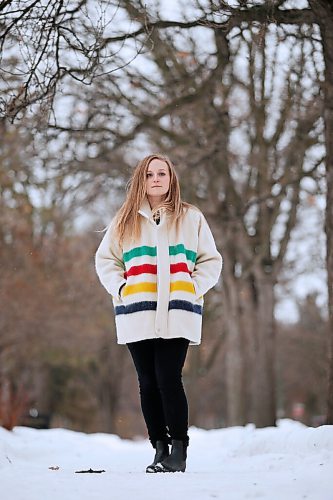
[146,173,153,177]
[159,172,166,176]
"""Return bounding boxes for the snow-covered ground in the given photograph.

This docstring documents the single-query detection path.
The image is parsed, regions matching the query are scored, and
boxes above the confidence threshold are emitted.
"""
[1,419,332,500]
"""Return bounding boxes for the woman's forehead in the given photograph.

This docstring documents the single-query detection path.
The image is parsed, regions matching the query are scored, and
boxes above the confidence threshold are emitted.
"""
[147,158,169,170]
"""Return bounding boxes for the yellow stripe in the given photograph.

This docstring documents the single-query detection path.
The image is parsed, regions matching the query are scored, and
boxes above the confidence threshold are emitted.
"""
[170,281,195,294]
[123,282,157,296]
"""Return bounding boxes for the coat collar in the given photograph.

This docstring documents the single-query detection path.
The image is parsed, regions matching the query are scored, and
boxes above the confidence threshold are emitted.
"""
[138,197,153,220]
[138,197,166,226]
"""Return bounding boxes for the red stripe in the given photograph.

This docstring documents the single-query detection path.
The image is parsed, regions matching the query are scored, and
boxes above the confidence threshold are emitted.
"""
[124,264,157,278]
[170,263,192,275]
[124,262,192,279]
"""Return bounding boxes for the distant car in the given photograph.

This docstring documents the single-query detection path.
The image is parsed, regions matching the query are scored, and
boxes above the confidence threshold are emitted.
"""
[19,408,51,429]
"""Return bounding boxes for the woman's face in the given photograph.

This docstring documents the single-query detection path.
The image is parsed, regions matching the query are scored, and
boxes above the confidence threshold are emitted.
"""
[146,159,170,200]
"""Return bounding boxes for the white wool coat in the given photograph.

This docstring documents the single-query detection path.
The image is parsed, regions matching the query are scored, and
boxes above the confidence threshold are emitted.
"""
[95,198,222,345]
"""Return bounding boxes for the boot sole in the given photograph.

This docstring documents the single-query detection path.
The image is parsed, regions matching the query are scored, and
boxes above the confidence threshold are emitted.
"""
[154,462,186,473]
[146,465,162,473]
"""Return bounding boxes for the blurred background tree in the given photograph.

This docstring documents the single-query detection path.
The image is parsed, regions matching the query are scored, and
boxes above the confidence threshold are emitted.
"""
[0,0,331,434]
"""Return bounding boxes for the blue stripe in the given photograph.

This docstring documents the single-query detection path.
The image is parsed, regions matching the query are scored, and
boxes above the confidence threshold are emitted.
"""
[168,300,202,315]
[115,301,157,315]
[115,300,202,316]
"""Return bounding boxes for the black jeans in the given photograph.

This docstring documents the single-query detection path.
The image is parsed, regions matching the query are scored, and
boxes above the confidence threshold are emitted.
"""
[127,337,189,448]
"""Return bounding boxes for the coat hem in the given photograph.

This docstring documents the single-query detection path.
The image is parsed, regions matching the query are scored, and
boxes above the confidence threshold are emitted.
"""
[117,333,201,346]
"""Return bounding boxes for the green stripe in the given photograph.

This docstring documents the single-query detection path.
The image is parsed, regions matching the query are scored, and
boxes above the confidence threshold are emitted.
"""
[123,244,197,263]
[123,246,157,262]
[169,244,197,263]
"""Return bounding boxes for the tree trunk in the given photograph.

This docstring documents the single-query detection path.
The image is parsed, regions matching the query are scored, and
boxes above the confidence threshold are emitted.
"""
[251,270,277,427]
[224,279,247,426]
[327,87,333,423]
[239,278,259,425]
[222,263,277,427]
[309,0,333,423]
[222,235,247,426]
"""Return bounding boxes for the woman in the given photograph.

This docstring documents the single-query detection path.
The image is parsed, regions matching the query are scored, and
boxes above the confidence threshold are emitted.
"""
[95,153,222,473]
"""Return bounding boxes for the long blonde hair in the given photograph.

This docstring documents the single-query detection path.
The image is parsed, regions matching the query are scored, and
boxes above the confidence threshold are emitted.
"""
[114,153,190,244]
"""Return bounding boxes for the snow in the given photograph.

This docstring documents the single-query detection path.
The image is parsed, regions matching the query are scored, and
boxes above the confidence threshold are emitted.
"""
[1,420,332,500]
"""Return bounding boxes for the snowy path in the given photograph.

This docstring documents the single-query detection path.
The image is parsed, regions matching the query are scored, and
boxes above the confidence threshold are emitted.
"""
[1,420,332,500]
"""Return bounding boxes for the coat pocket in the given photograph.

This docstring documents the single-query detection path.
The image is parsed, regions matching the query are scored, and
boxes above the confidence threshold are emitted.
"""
[119,282,126,300]
[190,277,204,305]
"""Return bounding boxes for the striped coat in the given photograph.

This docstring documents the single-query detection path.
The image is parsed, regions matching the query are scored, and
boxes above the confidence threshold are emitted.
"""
[95,198,223,345]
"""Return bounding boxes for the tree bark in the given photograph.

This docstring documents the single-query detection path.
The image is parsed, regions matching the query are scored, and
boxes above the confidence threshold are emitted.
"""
[252,270,277,426]
[223,261,247,426]
[308,0,333,423]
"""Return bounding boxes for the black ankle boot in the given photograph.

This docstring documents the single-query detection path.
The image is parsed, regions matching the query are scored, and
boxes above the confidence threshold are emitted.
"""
[159,439,187,472]
[146,440,169,473]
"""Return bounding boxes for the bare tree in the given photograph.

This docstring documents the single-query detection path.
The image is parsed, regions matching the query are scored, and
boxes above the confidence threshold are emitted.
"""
[41,0,325,427]
[110,2,324,427]
[0,0,152,119]
[2,0,332,427]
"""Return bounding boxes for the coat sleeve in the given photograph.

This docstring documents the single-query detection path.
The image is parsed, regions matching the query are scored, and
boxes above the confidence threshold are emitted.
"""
[191,213,223,299]
[95,220,127,300]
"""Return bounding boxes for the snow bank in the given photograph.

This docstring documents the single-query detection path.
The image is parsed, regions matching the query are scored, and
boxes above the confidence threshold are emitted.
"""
[1,419,332,500]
